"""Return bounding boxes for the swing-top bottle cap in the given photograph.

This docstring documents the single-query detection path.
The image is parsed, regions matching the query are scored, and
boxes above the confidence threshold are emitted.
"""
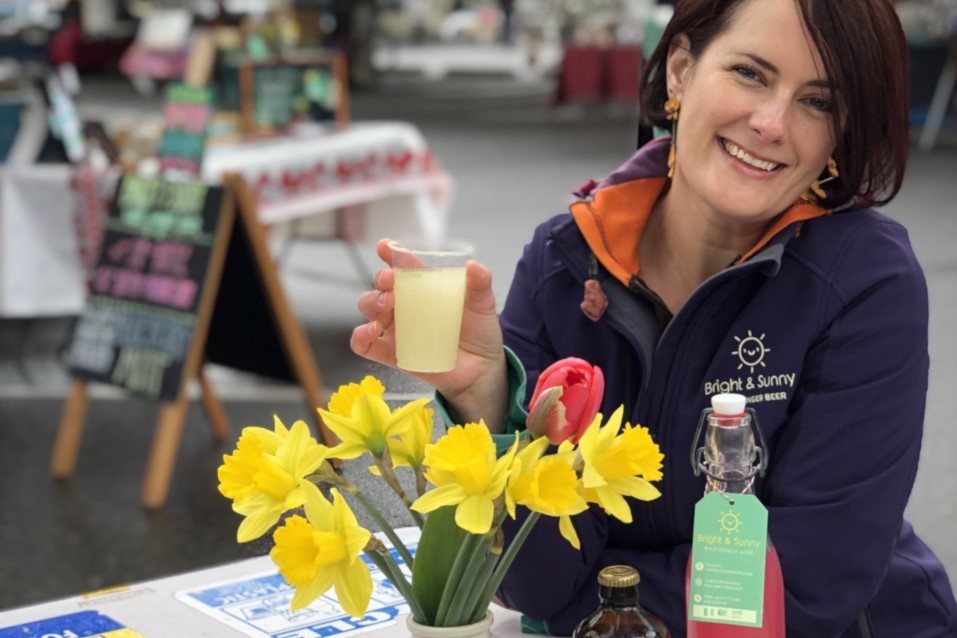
[711,393,747,415]
[598,565,639,588]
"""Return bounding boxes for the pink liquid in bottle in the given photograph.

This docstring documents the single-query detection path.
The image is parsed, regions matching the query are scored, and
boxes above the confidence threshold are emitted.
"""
[686,539,785,638]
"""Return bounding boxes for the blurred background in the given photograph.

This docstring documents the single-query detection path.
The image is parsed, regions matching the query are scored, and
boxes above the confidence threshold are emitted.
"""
[1,0,956,614]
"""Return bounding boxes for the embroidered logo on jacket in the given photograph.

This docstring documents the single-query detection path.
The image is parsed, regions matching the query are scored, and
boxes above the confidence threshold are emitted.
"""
[704,330,796,405]
[732,330,770,373]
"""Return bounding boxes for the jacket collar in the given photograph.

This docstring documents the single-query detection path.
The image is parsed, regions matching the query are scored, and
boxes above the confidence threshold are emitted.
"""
[569,137,827,288]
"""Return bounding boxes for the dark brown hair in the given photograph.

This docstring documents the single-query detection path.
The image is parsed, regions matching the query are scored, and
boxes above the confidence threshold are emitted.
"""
[639,0,910,209]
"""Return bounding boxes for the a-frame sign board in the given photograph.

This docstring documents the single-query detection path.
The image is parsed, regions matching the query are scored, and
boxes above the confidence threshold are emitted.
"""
[52,173,336,509]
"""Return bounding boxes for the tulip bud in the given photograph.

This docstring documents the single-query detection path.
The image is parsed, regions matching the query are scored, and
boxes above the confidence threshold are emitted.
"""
[526,385,566,443]
[528,357,605,445]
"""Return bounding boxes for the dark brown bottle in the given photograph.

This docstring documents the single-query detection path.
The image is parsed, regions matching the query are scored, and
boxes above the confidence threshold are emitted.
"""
[572,565,669,638]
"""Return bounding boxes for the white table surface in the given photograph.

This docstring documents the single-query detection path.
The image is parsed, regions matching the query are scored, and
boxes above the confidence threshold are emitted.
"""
[0,532,524,638]
[202,121,455,243]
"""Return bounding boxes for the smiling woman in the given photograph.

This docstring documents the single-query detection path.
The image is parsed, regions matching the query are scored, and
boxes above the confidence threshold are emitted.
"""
[348,0,957,636]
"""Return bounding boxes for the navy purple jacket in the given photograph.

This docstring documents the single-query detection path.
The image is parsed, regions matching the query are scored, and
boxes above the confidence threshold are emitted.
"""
[491,140,957,637]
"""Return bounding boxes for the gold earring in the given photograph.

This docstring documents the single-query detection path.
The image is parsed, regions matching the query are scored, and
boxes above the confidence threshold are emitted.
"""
[800,156,840,203]
[664,96,680,179]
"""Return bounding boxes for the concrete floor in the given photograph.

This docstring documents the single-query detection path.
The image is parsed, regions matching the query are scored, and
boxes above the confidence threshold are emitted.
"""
[1,72,955,612]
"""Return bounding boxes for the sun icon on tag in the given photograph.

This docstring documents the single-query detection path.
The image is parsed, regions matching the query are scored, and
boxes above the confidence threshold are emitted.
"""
[732,330,770,373]
[718,510,742,534]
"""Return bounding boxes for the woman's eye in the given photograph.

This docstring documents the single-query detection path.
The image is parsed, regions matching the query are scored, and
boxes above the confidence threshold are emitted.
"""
[805,96,832,113]
[732,65,762,82]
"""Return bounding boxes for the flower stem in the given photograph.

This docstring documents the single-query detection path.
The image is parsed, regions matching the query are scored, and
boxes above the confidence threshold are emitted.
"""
[463,540,500,624]
[365,548,427,623]
[373,455,426,529]
[346,486,416,569]
[440,532,496,627]
[433,531,482,626]
[475,512,542,617]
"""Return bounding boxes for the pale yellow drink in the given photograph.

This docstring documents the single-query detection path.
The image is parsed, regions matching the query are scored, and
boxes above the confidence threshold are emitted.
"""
[393,266,467,372]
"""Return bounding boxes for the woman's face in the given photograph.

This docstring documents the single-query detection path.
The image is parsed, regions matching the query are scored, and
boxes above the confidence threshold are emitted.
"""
[666,0,836,225]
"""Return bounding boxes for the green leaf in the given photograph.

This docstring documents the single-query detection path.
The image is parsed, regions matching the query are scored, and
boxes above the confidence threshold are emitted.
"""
[412,505,469,625]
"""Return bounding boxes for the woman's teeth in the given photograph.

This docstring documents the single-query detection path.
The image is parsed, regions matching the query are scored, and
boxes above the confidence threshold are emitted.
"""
[722,139,780,171]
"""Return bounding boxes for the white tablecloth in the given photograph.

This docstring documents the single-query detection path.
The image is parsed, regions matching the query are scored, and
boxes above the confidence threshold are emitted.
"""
[0,166,88,317]
[0,527,524,638]
[201,122,455,244]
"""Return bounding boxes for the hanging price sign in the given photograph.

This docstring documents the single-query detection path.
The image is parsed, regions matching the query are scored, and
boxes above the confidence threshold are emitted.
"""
[688,492,769,627]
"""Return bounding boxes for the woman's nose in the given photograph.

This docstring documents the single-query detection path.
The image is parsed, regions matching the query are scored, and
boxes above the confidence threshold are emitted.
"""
[748,98,789,143]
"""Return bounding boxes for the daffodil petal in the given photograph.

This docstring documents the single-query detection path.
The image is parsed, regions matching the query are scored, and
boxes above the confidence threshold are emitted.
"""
[233,491,275,515]
[272,415,290,437]
[581,461,607,489]
[558,515,581,550]
[328,441,368,460]
[455,495,494,534]
[410,484,467,513]
[291,568,337,611]
[302,481,335,531]
[335,559,373,618]
[297,444,329,477]
[331,490,371,558]
[598,407,624,446]
[576,413,602,458]
[608,476,662,502]
[245,426,283,453]
[317,409,373,445]
[383,397,431,437]
[237,507,281,542]
[276,420,311,468]
[594,487,632,524]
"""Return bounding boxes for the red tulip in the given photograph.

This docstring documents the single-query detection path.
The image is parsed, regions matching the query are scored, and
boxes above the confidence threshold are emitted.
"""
[526,358,605,445]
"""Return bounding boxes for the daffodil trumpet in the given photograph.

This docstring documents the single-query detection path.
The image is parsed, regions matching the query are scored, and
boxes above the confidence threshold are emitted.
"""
[218,365,665,628]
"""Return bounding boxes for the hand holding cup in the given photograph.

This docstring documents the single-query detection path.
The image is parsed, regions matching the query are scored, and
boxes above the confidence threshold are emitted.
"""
[351,239,506,419]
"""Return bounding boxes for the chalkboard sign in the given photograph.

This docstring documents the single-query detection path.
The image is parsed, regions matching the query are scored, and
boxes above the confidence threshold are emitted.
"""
[54,175,333,508]
[215,49,348,136]
[157,83,215,175]
[67,176,224,400]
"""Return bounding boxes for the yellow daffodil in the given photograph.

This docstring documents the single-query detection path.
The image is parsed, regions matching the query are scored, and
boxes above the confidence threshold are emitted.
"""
[327,376,386,417]
[577,406,663,524]
[389,405,433,470]
[369,405,433,480]
[271,483,373,615]
[411,423,518,534]
[506,436,588,548]
[218,416,329,542]
[318,380,430,459]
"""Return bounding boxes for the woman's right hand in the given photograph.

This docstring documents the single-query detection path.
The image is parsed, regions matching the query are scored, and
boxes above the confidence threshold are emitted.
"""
[351,239,508,429]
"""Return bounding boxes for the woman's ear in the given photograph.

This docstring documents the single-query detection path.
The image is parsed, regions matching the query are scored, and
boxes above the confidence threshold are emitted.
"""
[666,33,693,98]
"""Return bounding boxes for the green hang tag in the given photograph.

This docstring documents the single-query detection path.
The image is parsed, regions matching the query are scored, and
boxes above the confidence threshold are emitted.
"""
[688,492,768,627]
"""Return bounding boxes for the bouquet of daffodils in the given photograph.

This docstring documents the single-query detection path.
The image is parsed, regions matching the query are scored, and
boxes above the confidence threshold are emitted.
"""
[217,357,664,628]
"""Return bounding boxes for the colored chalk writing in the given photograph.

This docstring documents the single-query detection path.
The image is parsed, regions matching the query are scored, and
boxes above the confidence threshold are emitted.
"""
[67,175,224,400]
[157,83,214,176]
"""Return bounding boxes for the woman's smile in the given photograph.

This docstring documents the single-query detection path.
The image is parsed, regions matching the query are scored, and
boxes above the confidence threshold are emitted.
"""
[718,137,784,173]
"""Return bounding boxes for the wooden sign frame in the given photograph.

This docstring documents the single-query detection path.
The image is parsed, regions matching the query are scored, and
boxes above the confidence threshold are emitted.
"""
[237,49,350,136]
[51,174,336,509]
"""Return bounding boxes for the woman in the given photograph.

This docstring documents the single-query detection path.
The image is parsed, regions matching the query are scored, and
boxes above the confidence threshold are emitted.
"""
[352,0,957,635]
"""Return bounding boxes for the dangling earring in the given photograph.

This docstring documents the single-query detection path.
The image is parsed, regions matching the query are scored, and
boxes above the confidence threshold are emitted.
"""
[664,96,680,179]
[800,156,840,203]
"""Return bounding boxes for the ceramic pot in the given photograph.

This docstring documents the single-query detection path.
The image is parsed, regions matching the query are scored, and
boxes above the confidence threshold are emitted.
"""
[406,612,496,638]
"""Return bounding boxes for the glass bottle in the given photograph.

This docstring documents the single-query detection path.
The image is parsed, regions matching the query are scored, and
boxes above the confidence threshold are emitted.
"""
[686,393,785,637]
[572,565,667,638]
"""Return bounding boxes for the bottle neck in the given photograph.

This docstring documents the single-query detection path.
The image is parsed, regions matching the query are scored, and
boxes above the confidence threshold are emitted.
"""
[598,584,640,608]
[703,413,757,496]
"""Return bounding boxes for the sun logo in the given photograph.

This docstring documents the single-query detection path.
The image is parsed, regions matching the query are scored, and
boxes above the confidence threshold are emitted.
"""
[718,510,742,534]
[732,330,770,373]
